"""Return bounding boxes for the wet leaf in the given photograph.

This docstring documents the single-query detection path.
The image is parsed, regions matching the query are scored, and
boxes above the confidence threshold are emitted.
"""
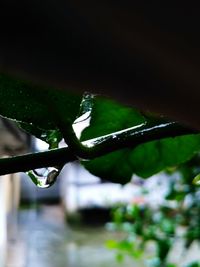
[18,122,62,149]
[0,73,82,129]
[81,97,146,183]
[81,96,200,183]
[1,73,200,187]
[130,134,200,178]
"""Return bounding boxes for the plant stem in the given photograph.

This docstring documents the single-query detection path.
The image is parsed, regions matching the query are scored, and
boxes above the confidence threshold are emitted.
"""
[0,121,197,176]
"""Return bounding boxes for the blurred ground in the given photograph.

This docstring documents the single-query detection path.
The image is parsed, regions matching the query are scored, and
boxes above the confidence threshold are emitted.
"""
[6,205,140,267]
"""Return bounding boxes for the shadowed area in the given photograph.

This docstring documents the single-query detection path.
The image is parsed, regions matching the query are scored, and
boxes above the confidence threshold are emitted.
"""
[1,3,200,128]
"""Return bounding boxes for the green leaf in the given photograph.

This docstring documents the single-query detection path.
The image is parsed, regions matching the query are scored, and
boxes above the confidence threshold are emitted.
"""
[0,73,82,129]
[185,262,200,267]
[18,92,95,149]
[18,122,62,149]
[192,173,200,186]
[156,239,171,261]
[166,190,186,201]
[160,219,175,235]
[116,253,124,263]
[81,96,200,183]
[82,149,134,184]
[130,134,200,178]
[81,97,146,139]
[1,73,200,187]
[81,97,146,183]
[105,239,119,249]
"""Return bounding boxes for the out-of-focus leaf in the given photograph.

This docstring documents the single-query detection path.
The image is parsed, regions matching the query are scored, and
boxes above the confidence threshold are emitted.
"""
[166,190,186,201]
[157,239,171,261]
[105,240,119,249]
[160,219,175,235]
[185,262,200,267]
[116,253,124,263]
[192,173,200,186]
[126,205,140,219]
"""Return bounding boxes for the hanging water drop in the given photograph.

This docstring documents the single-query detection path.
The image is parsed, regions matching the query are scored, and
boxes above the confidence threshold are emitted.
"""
[27,166,60,188]
[46,169,60,186]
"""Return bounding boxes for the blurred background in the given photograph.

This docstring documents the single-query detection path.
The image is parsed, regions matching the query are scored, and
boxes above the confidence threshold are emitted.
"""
[0,117,200,267]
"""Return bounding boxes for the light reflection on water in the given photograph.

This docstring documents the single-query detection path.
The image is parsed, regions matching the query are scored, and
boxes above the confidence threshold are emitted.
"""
[6,205,142,267]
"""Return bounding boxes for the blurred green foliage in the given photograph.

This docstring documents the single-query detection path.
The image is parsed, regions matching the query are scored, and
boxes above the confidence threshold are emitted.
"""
[106,156,200,267]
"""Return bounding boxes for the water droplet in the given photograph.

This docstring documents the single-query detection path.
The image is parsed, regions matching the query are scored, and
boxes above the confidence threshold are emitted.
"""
[27,167,60,188]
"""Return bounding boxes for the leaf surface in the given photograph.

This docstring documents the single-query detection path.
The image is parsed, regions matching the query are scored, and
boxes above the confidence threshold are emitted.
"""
[0,73,81,129]
[81,97,200,183]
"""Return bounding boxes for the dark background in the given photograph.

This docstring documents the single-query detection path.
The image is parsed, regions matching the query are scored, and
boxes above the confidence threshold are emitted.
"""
[1,2,200,128]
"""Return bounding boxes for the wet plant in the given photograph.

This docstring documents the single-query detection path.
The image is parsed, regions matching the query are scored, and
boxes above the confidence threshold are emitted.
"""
[106,157,200,267]
[0,73,199,186]
[0,73,200,266]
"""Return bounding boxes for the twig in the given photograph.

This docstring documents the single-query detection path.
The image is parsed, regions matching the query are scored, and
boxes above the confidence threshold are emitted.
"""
[0,121,197,176]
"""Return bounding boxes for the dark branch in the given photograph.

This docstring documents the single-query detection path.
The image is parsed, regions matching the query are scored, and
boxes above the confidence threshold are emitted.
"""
[0,121,197,176]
